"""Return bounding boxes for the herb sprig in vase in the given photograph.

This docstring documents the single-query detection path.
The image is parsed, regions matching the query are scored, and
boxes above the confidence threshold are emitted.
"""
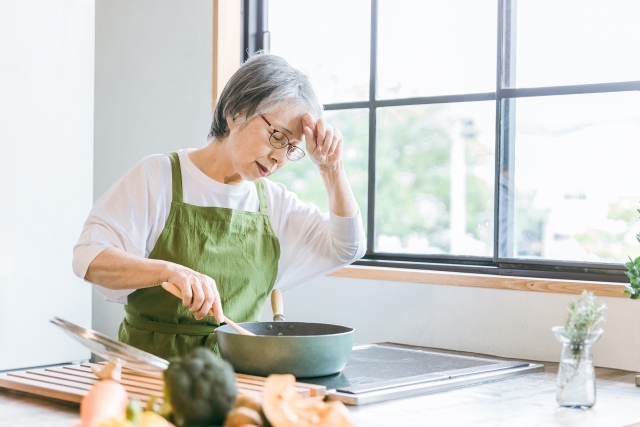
[552,290,606,408]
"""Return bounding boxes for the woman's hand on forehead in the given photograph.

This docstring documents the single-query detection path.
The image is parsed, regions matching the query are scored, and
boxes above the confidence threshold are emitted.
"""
[302,113,343,169]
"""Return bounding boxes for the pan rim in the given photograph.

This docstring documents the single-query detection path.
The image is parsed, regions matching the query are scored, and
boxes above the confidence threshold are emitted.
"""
[215,321,355,337]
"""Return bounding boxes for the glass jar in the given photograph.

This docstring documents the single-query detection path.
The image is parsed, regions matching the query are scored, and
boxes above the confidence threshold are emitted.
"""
[552,326,603,408]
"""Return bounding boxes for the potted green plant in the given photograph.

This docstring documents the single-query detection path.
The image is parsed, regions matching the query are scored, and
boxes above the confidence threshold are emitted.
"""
[552,290,606,408]
[624,215,640,298]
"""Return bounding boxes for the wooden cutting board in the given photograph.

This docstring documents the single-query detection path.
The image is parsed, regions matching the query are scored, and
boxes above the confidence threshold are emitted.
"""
[0,362,326,404]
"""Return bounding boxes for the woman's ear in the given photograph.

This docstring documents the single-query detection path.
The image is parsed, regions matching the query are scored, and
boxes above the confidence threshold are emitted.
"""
[226,115,236,131]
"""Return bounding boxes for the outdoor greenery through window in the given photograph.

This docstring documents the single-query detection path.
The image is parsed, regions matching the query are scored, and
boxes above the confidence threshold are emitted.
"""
[259,0,640,281]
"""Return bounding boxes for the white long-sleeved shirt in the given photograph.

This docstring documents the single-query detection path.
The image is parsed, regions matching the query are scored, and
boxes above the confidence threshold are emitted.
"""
[73,149,366,303]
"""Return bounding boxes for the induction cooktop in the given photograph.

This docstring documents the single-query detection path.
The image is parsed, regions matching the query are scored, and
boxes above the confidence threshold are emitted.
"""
[301,343,544,405]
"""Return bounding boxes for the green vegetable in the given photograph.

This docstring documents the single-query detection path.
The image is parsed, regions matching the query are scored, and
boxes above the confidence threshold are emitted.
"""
[127,399,144,425]
[163,347,237,427]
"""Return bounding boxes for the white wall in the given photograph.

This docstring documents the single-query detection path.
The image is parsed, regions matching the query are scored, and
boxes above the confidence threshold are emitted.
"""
[0,0,94,370]
[93,0,213,338]
[262,277,640,372]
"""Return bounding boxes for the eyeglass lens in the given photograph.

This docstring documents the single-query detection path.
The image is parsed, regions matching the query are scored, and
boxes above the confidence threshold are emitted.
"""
[270,130,288,148]
[269,132,305,161]
[286,146,305,161]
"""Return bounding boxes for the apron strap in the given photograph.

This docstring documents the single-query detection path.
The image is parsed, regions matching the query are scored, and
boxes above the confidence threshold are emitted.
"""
[166,152,184,204]
[254,179,269,214]
[125,313,216,336]
[125,313,221,356]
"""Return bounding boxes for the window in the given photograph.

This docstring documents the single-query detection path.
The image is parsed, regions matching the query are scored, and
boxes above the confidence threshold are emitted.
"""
[244,0,640,282]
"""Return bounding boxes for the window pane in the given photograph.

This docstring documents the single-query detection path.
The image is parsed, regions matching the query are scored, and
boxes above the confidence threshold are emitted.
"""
[375,102,495,256]
[269,109,369,233]
[511,0,640,88]
[268,0,370,104]
[500,92,640,263]
[377,0,496,100]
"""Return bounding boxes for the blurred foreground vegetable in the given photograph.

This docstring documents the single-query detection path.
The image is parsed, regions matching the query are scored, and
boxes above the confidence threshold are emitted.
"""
[80,363,128,427]
[96,408,172,427]
[163,347,237,427]
[223,393,265,427]
[262,374,353,427]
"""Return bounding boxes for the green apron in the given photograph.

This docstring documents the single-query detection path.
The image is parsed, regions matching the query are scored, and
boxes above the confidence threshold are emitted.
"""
[117,152,280,359]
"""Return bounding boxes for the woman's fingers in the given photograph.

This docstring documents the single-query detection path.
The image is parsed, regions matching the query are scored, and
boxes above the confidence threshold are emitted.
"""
[168,267,224,322]
[322,126,334,154]
[211,287,224,324]
[302,114,317,153]
[195,279,215,320]
[190,279,205,314]
[316,119,326,149]
[326,128,341,157]
[303,125,315,151]
[316,126,339,159]
[180,280,193,308]
[302,115,343,164]
[302,113,315,131]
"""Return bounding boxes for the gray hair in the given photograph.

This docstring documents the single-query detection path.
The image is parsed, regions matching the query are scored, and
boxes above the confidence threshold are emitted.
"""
[208,53,323,141]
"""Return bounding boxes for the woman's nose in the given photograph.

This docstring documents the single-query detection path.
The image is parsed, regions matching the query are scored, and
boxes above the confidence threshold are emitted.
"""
[270,146,288,164]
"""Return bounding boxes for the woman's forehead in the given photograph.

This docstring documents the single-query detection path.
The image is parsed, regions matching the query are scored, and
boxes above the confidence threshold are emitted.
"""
[264,109,306,136]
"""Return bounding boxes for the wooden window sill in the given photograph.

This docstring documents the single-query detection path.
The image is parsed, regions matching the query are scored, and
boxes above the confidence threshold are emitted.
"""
[329,265,628,298]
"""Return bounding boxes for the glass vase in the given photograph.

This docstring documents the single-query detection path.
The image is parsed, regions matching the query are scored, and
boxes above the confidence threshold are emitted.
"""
[552,326,603,408]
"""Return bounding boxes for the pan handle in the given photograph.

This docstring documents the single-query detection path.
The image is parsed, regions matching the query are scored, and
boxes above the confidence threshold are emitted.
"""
[271,289,285,322]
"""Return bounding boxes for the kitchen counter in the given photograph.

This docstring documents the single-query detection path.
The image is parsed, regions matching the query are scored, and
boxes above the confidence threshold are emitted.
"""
[2,350,640,427]
[351,372,640,427]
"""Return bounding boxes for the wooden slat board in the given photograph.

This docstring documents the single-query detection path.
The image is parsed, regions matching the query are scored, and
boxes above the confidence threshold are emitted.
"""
[0,363,325,405]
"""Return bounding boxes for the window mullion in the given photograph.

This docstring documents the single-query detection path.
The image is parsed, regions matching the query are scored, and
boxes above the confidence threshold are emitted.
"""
[495,0,517,261]
[493,0,504,263]
[366,0,379,255]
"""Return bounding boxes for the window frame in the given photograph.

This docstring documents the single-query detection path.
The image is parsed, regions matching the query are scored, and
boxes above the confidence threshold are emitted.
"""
[244,0,640,284]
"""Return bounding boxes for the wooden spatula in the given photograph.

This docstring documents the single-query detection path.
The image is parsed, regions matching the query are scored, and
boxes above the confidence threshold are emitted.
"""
[160,282,256,336]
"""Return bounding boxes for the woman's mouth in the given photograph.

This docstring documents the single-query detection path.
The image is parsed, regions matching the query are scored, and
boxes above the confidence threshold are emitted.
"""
[257,162,269,177]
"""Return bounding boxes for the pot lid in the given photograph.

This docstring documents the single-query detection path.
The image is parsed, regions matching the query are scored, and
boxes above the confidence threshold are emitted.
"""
[50,316,169,374]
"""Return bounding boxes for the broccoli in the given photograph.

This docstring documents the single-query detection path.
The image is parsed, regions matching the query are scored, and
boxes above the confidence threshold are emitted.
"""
[163,347,237,427]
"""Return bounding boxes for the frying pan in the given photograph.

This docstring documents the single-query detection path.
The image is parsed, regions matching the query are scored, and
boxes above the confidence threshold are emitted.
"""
[216,290,354,378]
[161,283,354,378]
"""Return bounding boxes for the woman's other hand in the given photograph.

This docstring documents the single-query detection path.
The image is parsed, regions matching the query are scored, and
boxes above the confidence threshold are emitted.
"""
[303,113,343,170]
[166,265,224,322]
[85,248,224,323]
[300,114,359,218]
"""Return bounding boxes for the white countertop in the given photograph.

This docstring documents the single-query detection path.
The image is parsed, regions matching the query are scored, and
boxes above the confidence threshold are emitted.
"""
[3,362,640,427]
[349,371,640,427]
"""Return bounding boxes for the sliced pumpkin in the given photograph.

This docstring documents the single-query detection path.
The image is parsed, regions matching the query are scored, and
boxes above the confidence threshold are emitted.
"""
[262,374,353,427]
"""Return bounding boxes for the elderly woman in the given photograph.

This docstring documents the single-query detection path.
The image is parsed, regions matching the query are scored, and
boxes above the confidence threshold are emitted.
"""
[72,54,366,358]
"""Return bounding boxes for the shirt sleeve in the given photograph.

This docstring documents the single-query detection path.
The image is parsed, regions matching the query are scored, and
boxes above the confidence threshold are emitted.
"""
[72,155,172,303]
[264,180,367,291]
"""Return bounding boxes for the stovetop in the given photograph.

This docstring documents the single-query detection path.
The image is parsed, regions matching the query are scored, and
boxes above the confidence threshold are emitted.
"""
[301,343,544,405]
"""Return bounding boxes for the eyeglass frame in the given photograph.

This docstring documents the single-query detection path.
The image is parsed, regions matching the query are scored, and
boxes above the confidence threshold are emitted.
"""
[259,115,306,161]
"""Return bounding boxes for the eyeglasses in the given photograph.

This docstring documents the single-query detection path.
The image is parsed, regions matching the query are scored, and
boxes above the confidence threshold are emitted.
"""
[259,115,305,161]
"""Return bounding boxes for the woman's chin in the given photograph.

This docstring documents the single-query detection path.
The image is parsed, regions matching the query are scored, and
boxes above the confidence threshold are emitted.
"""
[238,170,259,182]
